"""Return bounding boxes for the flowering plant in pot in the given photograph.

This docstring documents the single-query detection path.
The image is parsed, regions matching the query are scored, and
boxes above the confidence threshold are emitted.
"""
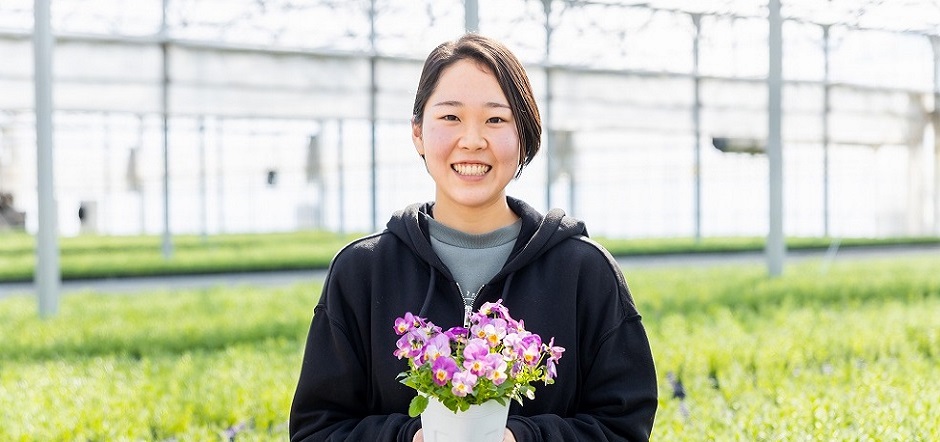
[393,299,565,428]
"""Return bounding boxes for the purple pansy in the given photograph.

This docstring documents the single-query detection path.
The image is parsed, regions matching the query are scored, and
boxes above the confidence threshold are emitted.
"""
[463,339,491,376]
[484,353,509,385]
[451,370,478,397]
[519,334,543,366]
[393,328,429,360]
[392,299,565,414]
[431,356,459,386]
[421,333,452,365]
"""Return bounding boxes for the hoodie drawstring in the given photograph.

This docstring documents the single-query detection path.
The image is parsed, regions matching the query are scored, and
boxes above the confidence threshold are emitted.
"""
[419,266,437,317]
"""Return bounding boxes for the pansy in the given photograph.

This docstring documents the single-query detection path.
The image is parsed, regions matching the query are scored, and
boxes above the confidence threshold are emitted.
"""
[445,326,468,341]
[479,300,510,319]
[484,353,508,385]
[393,329,427,360]
[462,339,491,376]
[393,299,564,416]
[422,333,452,364]
[393,312,421,335]
[451,371,478,397]
[518,334,543,366]
[431,356,458,386]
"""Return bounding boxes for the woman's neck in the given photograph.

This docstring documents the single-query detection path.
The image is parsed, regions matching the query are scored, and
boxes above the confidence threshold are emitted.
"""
[431,197,518,234]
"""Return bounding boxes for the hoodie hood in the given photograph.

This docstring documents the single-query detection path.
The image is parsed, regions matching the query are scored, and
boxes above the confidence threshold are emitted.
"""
[386,196,587,284]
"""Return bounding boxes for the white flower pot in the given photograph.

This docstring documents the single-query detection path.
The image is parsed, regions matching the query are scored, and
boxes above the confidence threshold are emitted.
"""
[420,396,511,442]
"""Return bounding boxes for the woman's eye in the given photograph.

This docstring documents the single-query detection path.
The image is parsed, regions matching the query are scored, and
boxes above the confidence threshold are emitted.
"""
[442,115,459,121]
[487,117,506,124]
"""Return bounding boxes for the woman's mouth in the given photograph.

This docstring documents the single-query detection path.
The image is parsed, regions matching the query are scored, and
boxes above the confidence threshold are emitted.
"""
[452,163,491,176]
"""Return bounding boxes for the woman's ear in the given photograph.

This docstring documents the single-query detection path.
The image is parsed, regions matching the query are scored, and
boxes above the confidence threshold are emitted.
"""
[412,117,425,157]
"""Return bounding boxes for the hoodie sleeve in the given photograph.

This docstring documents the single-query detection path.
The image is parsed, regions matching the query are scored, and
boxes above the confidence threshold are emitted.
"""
[289,272,421,441]
[505,239,658,441]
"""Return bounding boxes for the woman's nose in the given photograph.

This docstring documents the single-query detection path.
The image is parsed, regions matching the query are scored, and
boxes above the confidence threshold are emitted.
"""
[459,125,487,150]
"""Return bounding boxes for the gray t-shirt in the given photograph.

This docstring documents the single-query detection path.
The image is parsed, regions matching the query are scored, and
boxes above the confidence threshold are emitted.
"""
[426,215,522,307]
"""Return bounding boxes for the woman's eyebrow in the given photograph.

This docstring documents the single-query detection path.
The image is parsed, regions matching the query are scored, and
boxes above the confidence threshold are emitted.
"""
[431,100,510,109]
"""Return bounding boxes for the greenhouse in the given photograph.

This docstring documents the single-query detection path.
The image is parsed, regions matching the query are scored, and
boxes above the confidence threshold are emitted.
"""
[0,0,938,240]
[2,2,940,440]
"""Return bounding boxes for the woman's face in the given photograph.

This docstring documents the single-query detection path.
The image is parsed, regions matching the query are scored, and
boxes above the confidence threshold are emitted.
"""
[412,59,520,216]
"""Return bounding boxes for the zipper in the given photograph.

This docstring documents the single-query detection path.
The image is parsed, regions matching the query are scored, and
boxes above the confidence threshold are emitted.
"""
[463,304,472,328]
[456,282,485,327]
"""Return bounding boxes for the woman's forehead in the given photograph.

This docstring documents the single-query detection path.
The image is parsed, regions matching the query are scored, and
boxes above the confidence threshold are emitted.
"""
[430,60,508,105]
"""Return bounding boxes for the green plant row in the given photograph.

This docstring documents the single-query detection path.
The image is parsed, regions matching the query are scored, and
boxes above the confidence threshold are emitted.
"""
[0,283,317,440]
[0,233,357,282]
[4,230,938,257]
[647,299,939,440]
[628,256,940,440]
[3,256,934,363]
[600,235,940,256]
[0,230,358,256]
[0,341,298,441]
[1,255,938,440]
[631,255,940,318]
[0,284,315,362]
[2,229,938,283]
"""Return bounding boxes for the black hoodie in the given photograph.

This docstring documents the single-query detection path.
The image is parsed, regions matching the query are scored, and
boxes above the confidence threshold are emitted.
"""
[290,197,658,441]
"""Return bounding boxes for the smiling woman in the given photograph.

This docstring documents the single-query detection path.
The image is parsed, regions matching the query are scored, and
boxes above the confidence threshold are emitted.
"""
[288,33,658,442]
[411,59,524,234]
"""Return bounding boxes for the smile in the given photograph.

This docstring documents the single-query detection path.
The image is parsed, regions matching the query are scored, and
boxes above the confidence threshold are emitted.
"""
[452,163,491,176]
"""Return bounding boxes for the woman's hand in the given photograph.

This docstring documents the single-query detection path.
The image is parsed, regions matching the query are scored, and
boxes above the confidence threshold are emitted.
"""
[413,428,516,441]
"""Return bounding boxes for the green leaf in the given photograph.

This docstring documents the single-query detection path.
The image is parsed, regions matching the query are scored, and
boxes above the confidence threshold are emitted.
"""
[409,394,429,418]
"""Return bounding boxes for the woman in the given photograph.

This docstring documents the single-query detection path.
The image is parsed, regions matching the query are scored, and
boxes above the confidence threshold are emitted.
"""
[290,33,658,441]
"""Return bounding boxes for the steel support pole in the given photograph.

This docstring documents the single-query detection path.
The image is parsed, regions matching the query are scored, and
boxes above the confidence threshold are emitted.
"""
[932,36,940,235]
[822,25,831,237]
[368,0,378,233]
[543,0,553,210]
[198,116,207,241]
[692,13,702,242]
[337,119,346,235]
[369,59,377,233]
[34,0,59,318]
[136,114,145,234]
[766,0,785,276]
[216,117,226,233]
[160,0,172,258]
[465,0,479,33]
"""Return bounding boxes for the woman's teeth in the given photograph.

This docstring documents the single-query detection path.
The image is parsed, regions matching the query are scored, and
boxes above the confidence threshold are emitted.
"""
[452,164,490,176]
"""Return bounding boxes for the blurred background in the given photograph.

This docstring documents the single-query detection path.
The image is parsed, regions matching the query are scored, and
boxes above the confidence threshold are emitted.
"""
[2,3,939,440]
[0,0,938,240]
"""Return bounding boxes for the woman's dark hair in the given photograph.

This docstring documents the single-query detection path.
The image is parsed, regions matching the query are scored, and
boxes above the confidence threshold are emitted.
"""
[412,33,541,178]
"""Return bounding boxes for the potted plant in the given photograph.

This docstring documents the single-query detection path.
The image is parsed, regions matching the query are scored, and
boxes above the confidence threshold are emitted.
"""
[393,299,565,442]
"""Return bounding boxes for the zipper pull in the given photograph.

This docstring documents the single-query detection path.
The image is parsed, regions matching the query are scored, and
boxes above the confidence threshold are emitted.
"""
[464,304,472,328]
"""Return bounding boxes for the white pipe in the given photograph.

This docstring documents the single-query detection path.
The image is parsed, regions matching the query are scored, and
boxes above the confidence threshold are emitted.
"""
[160,0,172,258]
[767,0,786,277]
[33,0,60,317]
